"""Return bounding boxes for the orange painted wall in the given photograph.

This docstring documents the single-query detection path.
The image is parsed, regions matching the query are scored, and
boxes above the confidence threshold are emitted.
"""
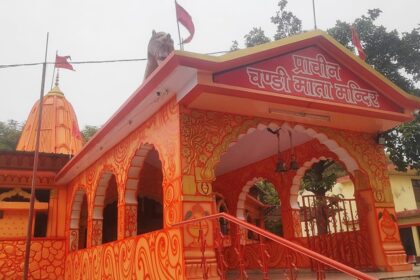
[0,210,28,237]
[65,226,183,279]
[0,238,66,279]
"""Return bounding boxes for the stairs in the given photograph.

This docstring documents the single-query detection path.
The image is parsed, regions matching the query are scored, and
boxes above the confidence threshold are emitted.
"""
[173,212,379,280]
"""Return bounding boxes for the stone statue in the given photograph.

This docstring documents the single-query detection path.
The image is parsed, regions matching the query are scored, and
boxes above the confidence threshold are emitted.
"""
[144,30,175,80]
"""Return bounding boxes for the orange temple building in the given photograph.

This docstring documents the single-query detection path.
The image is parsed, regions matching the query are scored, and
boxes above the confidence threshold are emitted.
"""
[1,30,420,279]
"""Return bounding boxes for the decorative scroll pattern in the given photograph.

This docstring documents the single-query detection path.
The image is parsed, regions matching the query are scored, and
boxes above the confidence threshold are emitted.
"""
[0,239,65,279]
[180,108,259,179]
[67,98,182,248]
[65,229,184,280]
[123,204,137,237]
[69,229,78,252]
[91,219,103,247]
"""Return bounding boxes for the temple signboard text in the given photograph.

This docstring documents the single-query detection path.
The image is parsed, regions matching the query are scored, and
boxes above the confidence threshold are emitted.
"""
[244,53,379,108]
[214,47,399,112]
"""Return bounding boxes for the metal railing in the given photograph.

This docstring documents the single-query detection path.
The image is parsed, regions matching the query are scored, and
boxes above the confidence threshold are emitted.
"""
[172,212,376,280]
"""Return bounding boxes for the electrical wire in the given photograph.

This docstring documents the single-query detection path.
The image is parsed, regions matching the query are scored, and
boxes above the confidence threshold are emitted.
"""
[0,50,229,69]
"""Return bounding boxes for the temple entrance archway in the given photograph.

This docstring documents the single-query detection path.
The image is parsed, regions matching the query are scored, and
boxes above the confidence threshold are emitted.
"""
[209,120,369,269]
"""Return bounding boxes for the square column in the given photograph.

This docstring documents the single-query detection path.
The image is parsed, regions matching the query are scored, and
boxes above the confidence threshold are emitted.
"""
[118,202,137,239]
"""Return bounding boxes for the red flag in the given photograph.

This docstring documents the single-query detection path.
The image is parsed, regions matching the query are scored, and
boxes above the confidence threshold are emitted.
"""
[55,55,75,71]
[176,1,195,44]
[351,27,366,61]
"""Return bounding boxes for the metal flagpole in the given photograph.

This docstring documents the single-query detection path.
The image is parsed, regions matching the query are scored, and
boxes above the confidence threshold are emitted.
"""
[175,1,183,50]
[22,32,49,280]
[312,0,317,29]
[50,50,57,89]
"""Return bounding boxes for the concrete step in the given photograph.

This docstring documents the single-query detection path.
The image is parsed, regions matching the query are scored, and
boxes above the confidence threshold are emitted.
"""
[226,265,420,279]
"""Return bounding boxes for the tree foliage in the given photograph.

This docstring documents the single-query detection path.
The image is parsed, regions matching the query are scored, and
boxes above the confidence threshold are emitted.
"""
[0,120,100,150]
[327,9,420,97]
[244,27,271,48]
[301,160,341,196]
[383,113,420,171]
[255,180,279,205]
[231,0,301,50]
[0,120,22,151]
[81,125,99,143]
[271,0,302,40]
[327,9,420,171]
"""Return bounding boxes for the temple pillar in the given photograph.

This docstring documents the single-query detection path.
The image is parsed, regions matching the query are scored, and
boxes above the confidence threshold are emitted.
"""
[281,205,302,239]
[118,202,137,239]
[181,176,219,279]
[277,174,302,239]
[47,189,59,237]
[87,205,103,247]
[353,170,412,271]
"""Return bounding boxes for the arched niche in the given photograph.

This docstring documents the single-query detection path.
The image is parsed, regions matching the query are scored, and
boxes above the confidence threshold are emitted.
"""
[69,188,88,251]
[91,171,119,245]
[125,143,164,235]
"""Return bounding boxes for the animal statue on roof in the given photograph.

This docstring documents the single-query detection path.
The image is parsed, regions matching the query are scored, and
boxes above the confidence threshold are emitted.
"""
[143,30,175,80]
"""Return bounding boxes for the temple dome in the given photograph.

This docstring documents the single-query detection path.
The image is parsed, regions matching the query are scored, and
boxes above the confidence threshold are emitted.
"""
[16,85,83,155]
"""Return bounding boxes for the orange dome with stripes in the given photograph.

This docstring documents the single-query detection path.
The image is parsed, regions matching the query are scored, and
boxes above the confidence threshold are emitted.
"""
[16,82,83,155]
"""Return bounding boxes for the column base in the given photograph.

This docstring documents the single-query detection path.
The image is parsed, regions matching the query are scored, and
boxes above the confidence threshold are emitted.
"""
[184,249,220,279]
[383,249,413,272]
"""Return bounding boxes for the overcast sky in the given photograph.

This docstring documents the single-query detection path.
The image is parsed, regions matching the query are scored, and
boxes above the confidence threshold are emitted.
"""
[1,0,419,128]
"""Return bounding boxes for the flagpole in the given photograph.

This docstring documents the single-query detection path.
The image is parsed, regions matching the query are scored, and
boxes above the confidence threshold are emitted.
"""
[174,1,183,50]
[23,32,49,280]
[50,50,57,89]
[312,0,317,29]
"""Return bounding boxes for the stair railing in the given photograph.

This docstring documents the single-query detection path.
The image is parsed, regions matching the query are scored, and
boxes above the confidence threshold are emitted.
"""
[172,212,376,280]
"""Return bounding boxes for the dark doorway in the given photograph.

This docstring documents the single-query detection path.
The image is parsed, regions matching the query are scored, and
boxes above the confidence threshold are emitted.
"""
[34,212,48,237]
[78,194,88,249]
[137,148,163,235]
[102,175,118,244]
[399,227,417,256]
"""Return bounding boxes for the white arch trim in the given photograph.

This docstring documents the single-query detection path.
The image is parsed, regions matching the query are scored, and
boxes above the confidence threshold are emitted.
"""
[69,189,87,229]
[230,122,358,173]
[236,177,265,220]
[125,144,154,204]
[92,172,114,219]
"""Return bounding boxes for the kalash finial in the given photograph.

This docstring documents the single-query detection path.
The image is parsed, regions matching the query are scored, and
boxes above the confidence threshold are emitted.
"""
[47,69,64,96]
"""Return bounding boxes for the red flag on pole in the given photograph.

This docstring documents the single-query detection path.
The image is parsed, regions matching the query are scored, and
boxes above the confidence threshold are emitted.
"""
[351,27,366,61]
[55,55,75,71]
[176,1,195,44]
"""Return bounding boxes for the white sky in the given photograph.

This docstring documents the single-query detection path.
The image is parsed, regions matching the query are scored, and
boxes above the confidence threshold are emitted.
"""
[1,0,419,128]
